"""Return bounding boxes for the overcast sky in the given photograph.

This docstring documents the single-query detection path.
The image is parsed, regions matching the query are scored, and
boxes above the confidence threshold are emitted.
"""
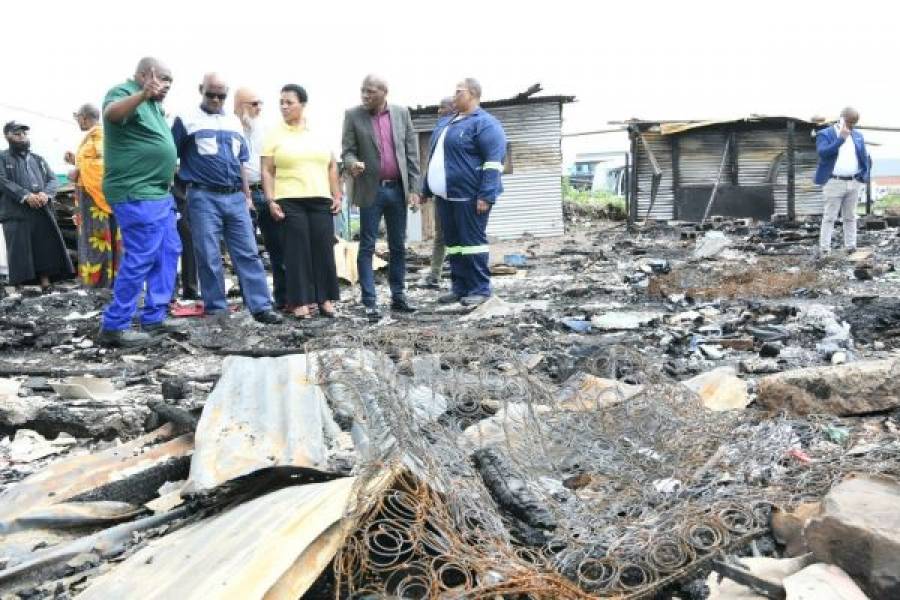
[4,0,898,172]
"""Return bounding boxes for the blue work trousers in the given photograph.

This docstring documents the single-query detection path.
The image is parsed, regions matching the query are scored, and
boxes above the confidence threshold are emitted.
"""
[102,195,181,330]
[436,197,491,298]
[187,187,272,314]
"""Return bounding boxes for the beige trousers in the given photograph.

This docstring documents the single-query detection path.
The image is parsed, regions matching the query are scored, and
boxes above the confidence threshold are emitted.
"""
[819,178,862,251]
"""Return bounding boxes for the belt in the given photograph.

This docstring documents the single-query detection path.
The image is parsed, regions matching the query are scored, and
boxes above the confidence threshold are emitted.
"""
[190,183,243,194]
[831,175,859,181]
[249,182,263,191]
[379,179,400,187]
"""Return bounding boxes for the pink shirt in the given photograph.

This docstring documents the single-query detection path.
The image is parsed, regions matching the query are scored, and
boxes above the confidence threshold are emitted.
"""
[371,109,401,181]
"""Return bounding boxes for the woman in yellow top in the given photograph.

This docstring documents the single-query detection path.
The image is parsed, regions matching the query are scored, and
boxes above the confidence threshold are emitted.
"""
[65,104,122,288]
[261,84,342,319]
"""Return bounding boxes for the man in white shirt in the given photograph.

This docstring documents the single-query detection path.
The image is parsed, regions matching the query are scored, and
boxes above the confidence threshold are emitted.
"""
[234,87,285,309]
[814,107,870,257]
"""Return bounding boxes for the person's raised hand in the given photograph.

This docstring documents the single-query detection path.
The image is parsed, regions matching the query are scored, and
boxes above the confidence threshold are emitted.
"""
[142,68,164,101]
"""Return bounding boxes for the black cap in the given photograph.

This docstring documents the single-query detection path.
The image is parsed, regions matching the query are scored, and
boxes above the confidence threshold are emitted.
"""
[3,121,29,135]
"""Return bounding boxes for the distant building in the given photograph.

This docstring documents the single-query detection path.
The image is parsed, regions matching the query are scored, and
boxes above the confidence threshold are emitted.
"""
[570,151,628,195]
[871,158,900,199]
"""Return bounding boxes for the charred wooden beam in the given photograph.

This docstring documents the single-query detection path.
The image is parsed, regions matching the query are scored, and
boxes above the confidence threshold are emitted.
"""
[473,448,556,536]
[710,558,786,599]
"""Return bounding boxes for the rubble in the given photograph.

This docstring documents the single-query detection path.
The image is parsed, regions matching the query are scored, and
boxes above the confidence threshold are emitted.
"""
[682,366,751,411]
[2,214,900,598]
[590,310,662,330]
[76,479,355,600]
[805,476,900,599]
[782,563,870,600]
[757,359,900,416]
[693,230,731,259]
[771,502,821,557]
[707,554,814,599]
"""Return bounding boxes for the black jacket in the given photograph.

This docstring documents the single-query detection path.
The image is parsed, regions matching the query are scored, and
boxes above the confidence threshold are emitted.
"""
[0,149,58,222]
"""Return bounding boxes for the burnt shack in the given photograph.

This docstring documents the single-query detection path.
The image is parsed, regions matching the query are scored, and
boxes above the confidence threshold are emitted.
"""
[626,116,872,224]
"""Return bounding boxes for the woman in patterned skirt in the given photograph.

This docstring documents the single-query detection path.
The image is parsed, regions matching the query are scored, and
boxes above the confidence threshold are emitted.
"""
[65,104,122,287]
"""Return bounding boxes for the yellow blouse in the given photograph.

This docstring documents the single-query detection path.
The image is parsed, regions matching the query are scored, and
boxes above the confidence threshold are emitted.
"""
[261,122,332,200]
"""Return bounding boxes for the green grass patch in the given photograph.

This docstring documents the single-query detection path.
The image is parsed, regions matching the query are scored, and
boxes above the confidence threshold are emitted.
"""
[857,194,900,215]
[875,194,900,211]
[562,177,626,218]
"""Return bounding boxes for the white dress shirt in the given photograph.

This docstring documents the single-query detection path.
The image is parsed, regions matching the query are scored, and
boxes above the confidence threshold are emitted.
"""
[832,124,860,177]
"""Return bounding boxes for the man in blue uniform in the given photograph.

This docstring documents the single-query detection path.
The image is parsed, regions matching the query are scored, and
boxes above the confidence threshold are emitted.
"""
[422,78,506,306]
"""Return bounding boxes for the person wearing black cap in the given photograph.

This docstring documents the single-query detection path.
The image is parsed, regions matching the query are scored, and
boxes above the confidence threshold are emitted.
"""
[0,121,74,291]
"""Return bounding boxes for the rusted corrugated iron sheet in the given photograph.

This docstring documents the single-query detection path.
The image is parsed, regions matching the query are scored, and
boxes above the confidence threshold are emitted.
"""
[182,354,344,495]
[76,478,357,600]
[658,115,818,136]
[183,350,446,495]
[0,425,191,534]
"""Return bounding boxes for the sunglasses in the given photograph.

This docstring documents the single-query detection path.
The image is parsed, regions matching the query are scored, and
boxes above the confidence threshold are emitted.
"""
[204,92,227,100]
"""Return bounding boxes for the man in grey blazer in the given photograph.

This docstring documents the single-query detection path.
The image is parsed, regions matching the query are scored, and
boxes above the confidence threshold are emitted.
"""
[342,75,421,320]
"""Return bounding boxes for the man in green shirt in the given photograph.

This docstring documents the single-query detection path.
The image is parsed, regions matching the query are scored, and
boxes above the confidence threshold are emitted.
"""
[98,57,183,347]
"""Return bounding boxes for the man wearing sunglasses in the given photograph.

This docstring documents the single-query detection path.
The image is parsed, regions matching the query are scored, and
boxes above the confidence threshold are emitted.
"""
[171,73,281,325]
[0,121,74,292]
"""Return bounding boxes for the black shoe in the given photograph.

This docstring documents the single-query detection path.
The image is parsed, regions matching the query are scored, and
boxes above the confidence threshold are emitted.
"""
[365,307,382,322]
[142,318,187,334]
[253,309,284,325]
[318,304,337,318]
[98,327,153,348]
[461,294,490,306]
[422,274,440,289]
[391,297,417,313]
[437,292,461,304]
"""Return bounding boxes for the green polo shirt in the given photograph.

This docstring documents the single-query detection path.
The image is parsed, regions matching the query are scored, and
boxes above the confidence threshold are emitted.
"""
[102,80,177,203]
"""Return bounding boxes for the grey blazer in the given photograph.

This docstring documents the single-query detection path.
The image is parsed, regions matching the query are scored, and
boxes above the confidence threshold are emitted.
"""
[341,104,420,208]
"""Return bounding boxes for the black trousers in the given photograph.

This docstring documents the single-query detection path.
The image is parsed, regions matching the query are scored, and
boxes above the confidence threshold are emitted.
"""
[2,210,74,285]
[174,192,200,300]
[278,198,339,305]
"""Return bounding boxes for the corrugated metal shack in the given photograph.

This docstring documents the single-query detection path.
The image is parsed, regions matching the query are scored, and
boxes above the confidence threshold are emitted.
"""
[410,87,575,240]
[625,116,869,224]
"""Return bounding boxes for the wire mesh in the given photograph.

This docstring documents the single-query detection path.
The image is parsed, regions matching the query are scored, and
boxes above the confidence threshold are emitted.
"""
[293,330,900,599]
